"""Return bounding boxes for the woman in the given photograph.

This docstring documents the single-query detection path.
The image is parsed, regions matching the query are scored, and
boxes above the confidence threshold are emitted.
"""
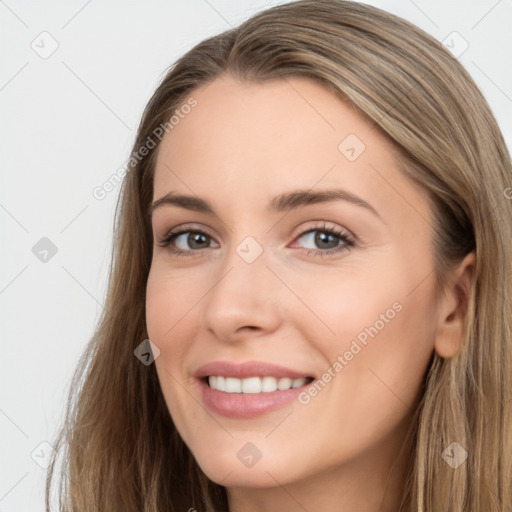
[45,1,512,510]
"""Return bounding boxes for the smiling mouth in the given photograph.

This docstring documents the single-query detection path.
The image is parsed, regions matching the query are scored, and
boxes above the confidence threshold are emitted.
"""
[204,375,315,393]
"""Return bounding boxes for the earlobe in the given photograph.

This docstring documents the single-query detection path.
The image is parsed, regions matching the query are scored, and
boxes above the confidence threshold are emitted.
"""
[434,251,476,359]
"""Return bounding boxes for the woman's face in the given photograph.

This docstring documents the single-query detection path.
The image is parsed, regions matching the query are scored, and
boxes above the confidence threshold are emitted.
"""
[146,74,443,491]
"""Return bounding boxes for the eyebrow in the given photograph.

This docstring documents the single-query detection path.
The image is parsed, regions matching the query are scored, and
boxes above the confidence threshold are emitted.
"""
[150,188,382,221]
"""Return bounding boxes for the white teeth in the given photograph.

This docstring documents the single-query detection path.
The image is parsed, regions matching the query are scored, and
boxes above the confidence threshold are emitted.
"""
[241,377,261,393]
[208,375,308,393]
[292,378,306,388]
[261,376,277,392]
[277,377,292,390]
[225,377,242,393]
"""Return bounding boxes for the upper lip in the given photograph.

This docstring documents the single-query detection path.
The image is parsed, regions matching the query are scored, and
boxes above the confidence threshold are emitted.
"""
[194,360,313,380]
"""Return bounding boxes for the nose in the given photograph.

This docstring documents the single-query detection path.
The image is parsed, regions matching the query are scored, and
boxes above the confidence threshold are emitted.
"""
[201,244,282,343]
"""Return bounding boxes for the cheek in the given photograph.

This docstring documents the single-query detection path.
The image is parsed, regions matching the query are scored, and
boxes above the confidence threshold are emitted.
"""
[285,258,408,351]
[145,263,201,346]
[288,290,435,472]
[145,272,172,343]
[145,265,199,408]
[310,245,437,364]
[297,252,436,420]
[146,266,201,446]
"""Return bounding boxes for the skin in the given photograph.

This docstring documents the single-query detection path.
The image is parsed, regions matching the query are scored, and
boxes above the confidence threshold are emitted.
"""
[146,74,475,512]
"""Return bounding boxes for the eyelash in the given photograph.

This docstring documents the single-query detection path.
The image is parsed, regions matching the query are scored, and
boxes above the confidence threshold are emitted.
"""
[156,222,355,259]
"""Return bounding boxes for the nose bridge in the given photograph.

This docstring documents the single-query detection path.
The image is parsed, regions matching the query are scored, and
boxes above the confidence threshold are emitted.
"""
[201,234,281,338]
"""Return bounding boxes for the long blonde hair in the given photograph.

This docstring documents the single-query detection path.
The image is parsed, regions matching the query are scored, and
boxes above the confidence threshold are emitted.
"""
[45,1,512,510]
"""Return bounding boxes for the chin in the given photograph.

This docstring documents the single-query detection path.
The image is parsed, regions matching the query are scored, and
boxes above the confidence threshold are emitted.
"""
[192,446,300,488]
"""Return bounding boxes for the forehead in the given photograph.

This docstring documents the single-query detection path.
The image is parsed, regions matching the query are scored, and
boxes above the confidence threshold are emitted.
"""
[152,74,429,224]
[155,74,375,178]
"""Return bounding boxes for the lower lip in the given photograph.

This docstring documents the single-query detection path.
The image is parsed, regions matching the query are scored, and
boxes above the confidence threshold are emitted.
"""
[198,378,310,419]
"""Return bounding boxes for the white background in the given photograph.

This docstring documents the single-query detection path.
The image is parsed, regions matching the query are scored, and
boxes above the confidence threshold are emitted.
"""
[1,1,511,510]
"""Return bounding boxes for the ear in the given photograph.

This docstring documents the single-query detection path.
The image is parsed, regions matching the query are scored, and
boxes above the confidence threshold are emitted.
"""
[434,251,476,359]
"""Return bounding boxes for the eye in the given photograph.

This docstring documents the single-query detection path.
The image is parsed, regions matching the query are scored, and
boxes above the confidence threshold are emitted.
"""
[156,224,218,257]
[291,222,355,257]
[156,221,355,258]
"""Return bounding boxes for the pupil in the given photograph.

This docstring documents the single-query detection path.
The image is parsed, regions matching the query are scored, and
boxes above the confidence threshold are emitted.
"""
[189,233,208,249]
[316,232,338,249]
